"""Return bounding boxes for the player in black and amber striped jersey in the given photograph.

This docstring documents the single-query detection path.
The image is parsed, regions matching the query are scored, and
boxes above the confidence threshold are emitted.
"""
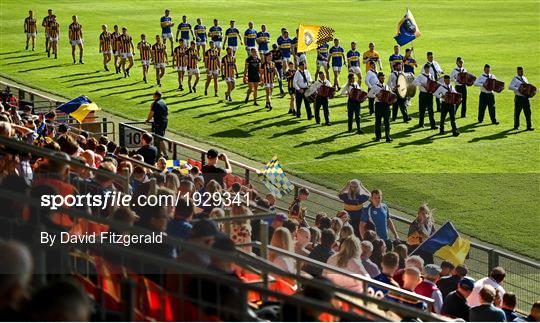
[221,47,237,102]
[204,41,221,97]
[24,10,37,51]
[118,27,135,78]
[46,15,59,59]
[99,25,112,71]
[186,41,200,93]
[151,35,168,87]
[261,52,279,110]
[137,34,152,84]
[172,39,188,90]
[285,62,297,114]
[111,25,121,73]
[41,9,54,52]
[68,15,84,64]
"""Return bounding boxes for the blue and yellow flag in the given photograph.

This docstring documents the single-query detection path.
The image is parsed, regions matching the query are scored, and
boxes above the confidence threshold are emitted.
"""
[394,9,421,46]
[166,159,192,175]
[57,95,100,123]
[257,156,294,198]
[415,222,471,265]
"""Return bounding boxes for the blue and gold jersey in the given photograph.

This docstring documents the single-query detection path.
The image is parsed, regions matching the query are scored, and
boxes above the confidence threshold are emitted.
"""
[208,25,222,42]
[389,54,404,70]
[277,36,292,58]
[347,50,361,67]
[225,27,240,46]
[194,24,206,42]
[329,46,344,67]
[244,28,257,47]
[257,31,270,51]
[317,43,329,61]
[178,22,192,40]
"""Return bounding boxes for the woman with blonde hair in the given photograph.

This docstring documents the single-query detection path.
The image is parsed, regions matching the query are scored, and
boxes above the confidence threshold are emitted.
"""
[407,203,435,264]
[165,173,180,192]
[323,236,368,292]
[338,179,370,238]
[338,224,354,248]
[230,204,252,253]
[331,217,343,238]
[269,227,296,273]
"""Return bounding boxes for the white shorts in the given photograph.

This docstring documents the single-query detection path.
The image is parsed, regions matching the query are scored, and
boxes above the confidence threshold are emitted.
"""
[162,32,173,39]
[259,49,269,55]
[225,76,235,83]
[70,39,83,46]
[154,63,166,69]
[176,66,187,72]
[228,45,238,51]
[196,41,206,46]
[213,41,222,48]
[26,32,36,37]
[317,60,328,68]
[207,69,219,76]
[121,52,133,58]
[332,66,342,72]
[49,36,58,42]
[102,50,113,55]
[349,66,362,74]
[246,46,256,53]
[264,83,274,89]
[188,67,200,75]
[141,60,150,66]
[181,37,190,43]
[297,53,307,63]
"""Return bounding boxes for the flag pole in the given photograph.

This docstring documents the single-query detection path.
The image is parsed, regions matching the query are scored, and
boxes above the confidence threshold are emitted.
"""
[409,221,450,256]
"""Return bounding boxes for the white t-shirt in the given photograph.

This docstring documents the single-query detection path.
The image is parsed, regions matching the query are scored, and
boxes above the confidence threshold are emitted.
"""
[467,276,505,307]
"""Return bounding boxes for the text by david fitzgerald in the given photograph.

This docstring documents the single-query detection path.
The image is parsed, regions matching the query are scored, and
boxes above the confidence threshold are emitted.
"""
[41,232,164,247]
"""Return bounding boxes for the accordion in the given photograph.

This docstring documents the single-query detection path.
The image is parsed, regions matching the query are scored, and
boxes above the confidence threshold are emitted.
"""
[348,88,368,103]
[377,90,397,105]
[444,92,462,105]
[425,79,441,94]
[457,72,476,86]
[519,83,537,98]
[484,78,505,93]
[317,85,335,98]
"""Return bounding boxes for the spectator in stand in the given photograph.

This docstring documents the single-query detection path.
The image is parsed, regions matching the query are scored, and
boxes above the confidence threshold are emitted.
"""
[468,266,506,307]
[323,236,369,293]
[338,224,354,247]
[515,301,540,322]
[165,172,180,191]
[179,218,220,267]
[307,226,321,251]
[421,264,444,313]
[385,267,427,311]
[338,179,370,238]
[283,218,299,237]
[230,205,253,253]
[282,278,335,322]
[393,255,424,288]
[27,279,92,321]
[201,149,232,187]
[305,229,336,277]
[371,252,400,295]
[268,213,287,242]
[146,91,169,137]
[269,227,296,273]
[370,238,386,270]
[469,285,506,322]
[0,241,33,321]
[360,240,380,278]
[136,132,158,165]
[407,204,435,264]
[295,226,311,256]
[319,215,332,230]
[501,292,524,322]
[394,244,408,269]
[359,189,399,249]
[438,264,468,299]
[314,212,327,228]
[336,210,350,226]
[440,260,455,277]
[167,196,194,241]
[441,277,475,321]
[330,217,343,238]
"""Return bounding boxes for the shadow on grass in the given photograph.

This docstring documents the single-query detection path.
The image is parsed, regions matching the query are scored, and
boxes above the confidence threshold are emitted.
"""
[89,81,140,92]
[69,77,124,87]
[55,70,101,78]
[209,107,265,123]
[60,73,112,83]
[249,117,304,132]
[210,128,252,138]
[18,63,72,72]
[101,85,154,97]
[0,50,26,56]
[194,103,243,118]
[315,139,381,159]
[294,130,352,148]
[468,128,527,143]
[3,56,43,64]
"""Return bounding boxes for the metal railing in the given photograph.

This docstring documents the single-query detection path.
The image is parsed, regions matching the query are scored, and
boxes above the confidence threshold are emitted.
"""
[118,121,540,312]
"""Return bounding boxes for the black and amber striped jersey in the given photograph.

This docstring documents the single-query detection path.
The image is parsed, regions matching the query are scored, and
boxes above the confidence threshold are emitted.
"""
[68,22,82,40]
[118,34,133,53]
[186,47,198,69]
[286,69,296,89]
[137,41,152,61]
[42,15,54,33]
[48,22,59,38]
[204,48,220,70]
[24,17,37,33]
[221,55,236,78]
[111,31,121,51]
[173,46,187,67]
[99,31,112,52]
[151,43,167,63]
[261,61,276,83]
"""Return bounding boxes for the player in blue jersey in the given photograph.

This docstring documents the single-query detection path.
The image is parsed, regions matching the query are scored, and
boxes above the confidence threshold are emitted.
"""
[389,45,404,72]
[223,20,243,55]
[347,41,362,83]
[244,21,257,57]
[329,38,346,90]
[175,15,194,44]
[315,42,330,81]
[160,9,174,55]
[277,29,292,72]
[208,19,223,56]
[194,18,207,55]
[256,24,270,60]
[403,47,417,74]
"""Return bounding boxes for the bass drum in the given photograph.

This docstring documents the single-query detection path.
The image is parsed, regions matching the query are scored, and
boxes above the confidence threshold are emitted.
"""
[396,73,416,98]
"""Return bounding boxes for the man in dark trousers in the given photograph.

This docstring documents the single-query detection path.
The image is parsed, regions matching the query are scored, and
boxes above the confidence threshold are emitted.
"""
[368,72,394,142]
[146,91,168,136]
[434,75,460,136]
[474,64,500,125]
[509,66,534,131]
[292,61,313,119]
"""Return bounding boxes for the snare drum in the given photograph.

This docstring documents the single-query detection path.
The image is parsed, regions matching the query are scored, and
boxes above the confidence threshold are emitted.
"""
[318,85,335,98]
[457,72,476,86]
[348,88,368,103]
[425,79,441,94]
[444,92,462,105]
[484,78,505,93]
[377,90,397,105]
[519,83,537,98]
[396,73,416,98]
[305,83,318,102]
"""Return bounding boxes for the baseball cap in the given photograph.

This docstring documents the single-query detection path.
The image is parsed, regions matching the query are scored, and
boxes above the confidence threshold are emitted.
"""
[424,264,442,276]
[190,219,219,239]
[459,277,475,291]
[273,213,288,222]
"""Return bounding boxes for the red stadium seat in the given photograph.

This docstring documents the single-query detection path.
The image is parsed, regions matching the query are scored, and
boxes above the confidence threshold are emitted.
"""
[187,159,202,171]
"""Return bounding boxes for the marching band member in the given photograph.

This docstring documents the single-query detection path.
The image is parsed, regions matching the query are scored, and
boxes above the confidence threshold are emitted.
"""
[313,72,332,126]
[261,52,278,110]
[221,47,238,102]
[450,57,468,118]
[341,73,363,134]
[389,45,403,72]
[347,42,362,83]
[329,38,346,91]
[509,67,534,131]
[426,51,444,111]
[413,64,438,129]
[204,41,220,97]
[387,61,411,123]
[365,61,378,115]
[368,72,393,142]
[474,64,500,125]
[293,61,313,119]
[434,75,460,136]
[315,42,330,81]
[362,42,382,72]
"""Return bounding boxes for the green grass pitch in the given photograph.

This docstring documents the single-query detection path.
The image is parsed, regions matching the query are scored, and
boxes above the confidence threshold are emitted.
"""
[0,0,539,259]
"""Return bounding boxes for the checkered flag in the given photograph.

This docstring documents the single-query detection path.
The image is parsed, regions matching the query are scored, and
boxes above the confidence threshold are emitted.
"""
[316,26,335,45]
[257,156,294,198]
